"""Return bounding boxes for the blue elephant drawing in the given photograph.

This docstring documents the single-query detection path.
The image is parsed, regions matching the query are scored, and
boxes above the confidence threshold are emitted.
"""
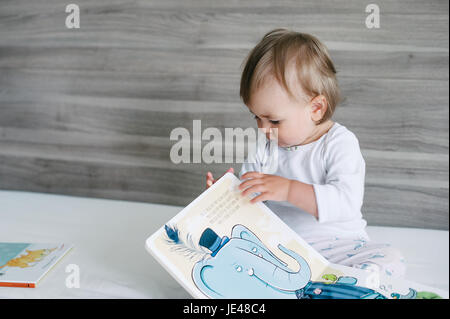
[164,224,417,299]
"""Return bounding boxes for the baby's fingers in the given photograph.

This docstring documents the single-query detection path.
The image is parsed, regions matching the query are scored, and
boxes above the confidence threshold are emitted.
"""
[238,177,264,191]
[241,171,264,180]
[206,172,215,188]
[206,168,234,189]
[241,184,267,198]
[249,192,270,204]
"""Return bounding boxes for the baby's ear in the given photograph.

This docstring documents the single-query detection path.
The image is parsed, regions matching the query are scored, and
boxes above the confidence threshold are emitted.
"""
[310,95,328,122]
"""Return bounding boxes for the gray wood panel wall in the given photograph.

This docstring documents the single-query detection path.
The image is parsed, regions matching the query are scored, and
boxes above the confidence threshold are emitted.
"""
[0,0,448,230]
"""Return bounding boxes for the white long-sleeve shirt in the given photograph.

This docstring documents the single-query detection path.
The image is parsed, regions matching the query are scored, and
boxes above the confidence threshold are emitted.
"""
[239,122,369,240]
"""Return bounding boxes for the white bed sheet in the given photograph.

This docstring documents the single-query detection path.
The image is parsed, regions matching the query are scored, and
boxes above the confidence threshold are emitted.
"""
[0,190,448,298]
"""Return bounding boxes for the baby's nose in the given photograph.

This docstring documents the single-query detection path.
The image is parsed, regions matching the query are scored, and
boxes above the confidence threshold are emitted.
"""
[259,127,276,140]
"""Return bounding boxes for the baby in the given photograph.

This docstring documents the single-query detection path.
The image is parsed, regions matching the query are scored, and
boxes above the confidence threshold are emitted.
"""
[206,29,405,278]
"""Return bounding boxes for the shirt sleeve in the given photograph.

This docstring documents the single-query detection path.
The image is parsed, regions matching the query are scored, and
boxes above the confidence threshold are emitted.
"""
[312,130,366,223]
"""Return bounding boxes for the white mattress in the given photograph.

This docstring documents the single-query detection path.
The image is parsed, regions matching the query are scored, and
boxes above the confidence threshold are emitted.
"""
[0,190,448,298]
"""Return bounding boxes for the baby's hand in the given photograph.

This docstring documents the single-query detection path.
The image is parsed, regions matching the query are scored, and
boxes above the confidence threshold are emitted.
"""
[239,171,291,203]
[206,167,234,189]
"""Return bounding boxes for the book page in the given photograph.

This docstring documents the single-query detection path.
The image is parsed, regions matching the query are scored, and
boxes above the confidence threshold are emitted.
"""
[147,173,331,298]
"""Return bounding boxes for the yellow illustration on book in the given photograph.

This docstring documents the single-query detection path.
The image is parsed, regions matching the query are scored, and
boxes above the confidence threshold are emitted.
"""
[0,248,56,269]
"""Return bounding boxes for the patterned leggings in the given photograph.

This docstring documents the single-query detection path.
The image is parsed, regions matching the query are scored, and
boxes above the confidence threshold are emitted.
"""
[307,236,407,278]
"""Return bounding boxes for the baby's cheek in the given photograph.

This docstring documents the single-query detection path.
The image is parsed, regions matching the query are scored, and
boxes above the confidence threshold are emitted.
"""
[276,128,293,145]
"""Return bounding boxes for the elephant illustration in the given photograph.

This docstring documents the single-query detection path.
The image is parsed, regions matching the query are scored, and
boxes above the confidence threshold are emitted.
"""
[183,225,417,299]
[192,225,310,298]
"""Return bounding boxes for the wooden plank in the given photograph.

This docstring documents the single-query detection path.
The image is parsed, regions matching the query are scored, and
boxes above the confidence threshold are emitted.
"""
[1,0,448,15]
[0,154,202,205]
[336,77,449,154]
[364,150,449,189]
[364,184,448,230]
[0,127,447,183]
[0,73,447,152]
[0,4,447,51]
[0,47,448,81]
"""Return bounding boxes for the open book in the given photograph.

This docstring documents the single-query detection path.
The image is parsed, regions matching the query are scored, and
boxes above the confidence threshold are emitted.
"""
[146,173,448,299]
[0,242,73,288]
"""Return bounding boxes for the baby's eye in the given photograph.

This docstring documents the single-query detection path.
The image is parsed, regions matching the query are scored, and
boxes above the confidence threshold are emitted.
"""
[270,120,280,125]
[253,115,260,120]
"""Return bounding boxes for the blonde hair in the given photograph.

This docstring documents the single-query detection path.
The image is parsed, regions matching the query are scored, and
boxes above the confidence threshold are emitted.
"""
[240,28,340,124]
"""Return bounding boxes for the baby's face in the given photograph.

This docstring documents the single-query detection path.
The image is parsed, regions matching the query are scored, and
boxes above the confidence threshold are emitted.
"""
[246,77,320,148]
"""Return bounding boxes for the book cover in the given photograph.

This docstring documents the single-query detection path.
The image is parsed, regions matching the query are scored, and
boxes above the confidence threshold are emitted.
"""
[0,242,73,288]
[146,173,448,299]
